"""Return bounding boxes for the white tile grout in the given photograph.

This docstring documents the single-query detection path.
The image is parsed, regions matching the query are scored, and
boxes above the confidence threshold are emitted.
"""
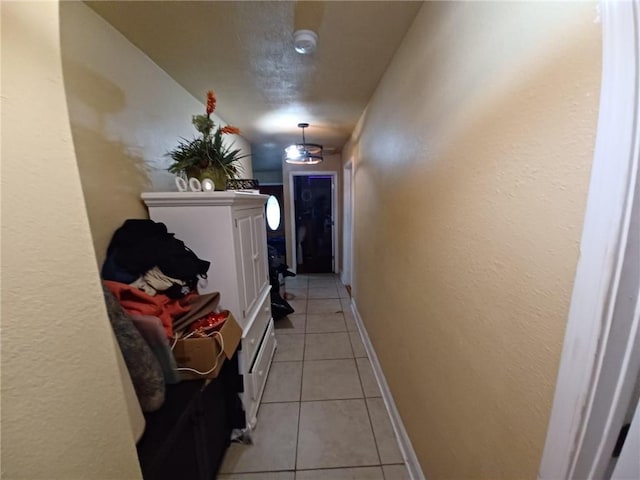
[235,274,408,477]
[292,281,308,471]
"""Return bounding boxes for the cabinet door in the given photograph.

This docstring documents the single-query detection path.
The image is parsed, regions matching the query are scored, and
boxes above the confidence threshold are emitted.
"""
[252,210,269,295]
[235,214,258,317]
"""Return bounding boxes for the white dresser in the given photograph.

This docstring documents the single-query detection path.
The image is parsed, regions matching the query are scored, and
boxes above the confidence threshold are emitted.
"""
[142,191,276,428]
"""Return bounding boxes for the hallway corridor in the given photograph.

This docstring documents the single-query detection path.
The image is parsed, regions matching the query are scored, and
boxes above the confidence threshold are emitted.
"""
[219,274,409,480]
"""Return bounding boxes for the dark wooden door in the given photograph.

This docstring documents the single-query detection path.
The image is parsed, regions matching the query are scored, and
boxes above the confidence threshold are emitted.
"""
[293,175,333,273]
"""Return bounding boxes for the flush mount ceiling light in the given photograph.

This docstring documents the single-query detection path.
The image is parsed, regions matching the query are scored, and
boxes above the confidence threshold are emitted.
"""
[293,29,318,55]
[284,123,323,165]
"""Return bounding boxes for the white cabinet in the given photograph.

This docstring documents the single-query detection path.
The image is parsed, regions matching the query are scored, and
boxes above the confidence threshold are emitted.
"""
[142,191,276,427]
[234,209,268,319]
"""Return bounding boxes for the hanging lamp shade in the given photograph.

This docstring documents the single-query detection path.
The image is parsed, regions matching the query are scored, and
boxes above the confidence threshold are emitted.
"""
[284,123,323,165]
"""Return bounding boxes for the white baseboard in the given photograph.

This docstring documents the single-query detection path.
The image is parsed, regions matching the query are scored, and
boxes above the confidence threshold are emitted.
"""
[350,299,426,480]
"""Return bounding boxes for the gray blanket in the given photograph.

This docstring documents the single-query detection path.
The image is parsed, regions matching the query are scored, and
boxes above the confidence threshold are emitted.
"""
[102,284,165,412]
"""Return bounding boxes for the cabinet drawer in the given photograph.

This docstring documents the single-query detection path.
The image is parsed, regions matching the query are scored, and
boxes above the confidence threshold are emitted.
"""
[247,319,276,401]
[242,290,271,365]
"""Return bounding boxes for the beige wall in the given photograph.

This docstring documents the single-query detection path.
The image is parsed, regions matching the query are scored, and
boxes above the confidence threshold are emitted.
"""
[1,2,142,478]
[343,2,601,478]
[283,154,342,272]
[59,2,253,265]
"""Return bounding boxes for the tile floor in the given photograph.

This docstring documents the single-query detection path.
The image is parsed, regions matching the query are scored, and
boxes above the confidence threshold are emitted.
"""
[219,274,409,480]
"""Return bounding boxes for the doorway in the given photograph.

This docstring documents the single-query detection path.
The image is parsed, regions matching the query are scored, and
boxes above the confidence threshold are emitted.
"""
[290,173,337,273]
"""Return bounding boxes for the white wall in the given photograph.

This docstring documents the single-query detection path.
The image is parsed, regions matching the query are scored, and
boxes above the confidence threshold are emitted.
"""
[1,2,142,477]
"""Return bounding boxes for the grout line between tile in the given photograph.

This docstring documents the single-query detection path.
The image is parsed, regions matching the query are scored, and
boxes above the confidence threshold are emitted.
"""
[293,309,307,471]
[293,279,311,471]
[355,356,369,400]
[295,464,384,472]
[363,397,384,466]
[302,357,356,364]
[346,325,356,358]
[264,397,372,405]
[226,470,296,473]
[290,275,379,474]
[303,356,355,361]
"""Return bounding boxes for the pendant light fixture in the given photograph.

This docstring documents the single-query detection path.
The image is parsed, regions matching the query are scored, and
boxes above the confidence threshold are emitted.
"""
[284,123,323,165]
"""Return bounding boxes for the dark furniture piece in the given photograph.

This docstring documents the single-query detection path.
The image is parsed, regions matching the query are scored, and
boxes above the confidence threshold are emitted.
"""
[136,354,245,480]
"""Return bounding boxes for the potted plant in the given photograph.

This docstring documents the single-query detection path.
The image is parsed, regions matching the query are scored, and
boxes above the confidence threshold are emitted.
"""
[166,90,248,191]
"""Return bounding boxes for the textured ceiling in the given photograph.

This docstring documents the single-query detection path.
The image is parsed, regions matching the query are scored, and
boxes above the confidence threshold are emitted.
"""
[86,1,423,171]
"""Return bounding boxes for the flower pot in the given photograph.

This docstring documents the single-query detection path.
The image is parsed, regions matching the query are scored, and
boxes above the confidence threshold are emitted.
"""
[186,167,228,191]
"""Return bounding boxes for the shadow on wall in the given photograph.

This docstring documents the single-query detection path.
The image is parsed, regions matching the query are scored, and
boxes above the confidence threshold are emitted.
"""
[70,124,150,262]
[61,57,126,114]
[60,56,155,263]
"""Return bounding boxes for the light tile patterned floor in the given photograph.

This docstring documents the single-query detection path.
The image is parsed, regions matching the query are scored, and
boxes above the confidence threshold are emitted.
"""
[219,274,409,480]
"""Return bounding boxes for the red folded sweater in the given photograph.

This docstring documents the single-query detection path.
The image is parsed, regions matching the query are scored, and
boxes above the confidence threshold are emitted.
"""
[103,281,195,338]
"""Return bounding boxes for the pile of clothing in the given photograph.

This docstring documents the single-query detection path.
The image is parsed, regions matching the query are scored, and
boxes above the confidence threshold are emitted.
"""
[102,219,209,300]
[101,219,228,413]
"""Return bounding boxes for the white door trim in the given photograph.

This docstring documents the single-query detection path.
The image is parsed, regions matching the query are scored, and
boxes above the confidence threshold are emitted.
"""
[341,160,354,286]
[539,1,640,478]
[611,394,640,479]
[288,171,339,274]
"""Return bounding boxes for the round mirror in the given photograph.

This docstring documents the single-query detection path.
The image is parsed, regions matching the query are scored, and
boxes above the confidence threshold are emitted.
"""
[266,195,281,230]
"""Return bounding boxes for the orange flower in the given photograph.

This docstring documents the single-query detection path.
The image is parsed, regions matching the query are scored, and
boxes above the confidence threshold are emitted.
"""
[221,126,241,135]
[206,90,216,115]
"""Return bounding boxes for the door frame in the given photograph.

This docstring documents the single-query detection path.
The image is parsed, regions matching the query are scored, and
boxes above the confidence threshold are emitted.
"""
[341,160,354,286]
[288,170,339,274]
[539,1,640,478]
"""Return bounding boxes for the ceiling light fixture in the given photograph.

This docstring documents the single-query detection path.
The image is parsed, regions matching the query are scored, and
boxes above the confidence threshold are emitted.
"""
[284,123,323,165]
[293,29,318,55]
